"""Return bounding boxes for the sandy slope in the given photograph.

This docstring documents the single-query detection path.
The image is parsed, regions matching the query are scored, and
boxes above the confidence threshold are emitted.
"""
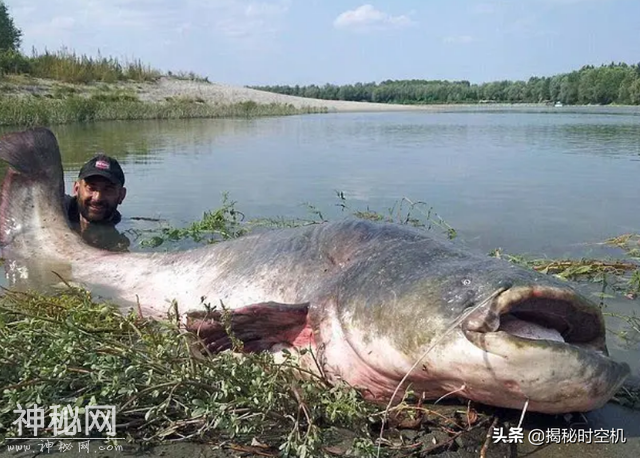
[136,77,435,113]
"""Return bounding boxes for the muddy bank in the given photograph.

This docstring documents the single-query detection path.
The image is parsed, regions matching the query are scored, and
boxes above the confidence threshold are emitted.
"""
[2,400,637,458]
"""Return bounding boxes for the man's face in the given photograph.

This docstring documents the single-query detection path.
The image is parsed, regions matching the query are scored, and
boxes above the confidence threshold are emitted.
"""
[73,176,126,223]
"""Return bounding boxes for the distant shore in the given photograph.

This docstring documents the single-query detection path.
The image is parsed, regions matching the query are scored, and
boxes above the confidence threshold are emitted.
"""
[1,75,639,128]
[139,77,439,112]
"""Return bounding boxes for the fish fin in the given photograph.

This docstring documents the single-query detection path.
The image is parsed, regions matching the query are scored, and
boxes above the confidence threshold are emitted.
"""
[184,301,314,353]
[0,127,67,247]
[0,127,63,180]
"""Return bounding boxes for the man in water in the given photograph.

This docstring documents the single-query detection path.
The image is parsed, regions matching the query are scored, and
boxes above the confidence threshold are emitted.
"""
[65,154,131,252]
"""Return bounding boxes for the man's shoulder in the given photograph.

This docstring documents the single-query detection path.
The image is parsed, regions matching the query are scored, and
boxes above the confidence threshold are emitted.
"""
[65,194,79,224]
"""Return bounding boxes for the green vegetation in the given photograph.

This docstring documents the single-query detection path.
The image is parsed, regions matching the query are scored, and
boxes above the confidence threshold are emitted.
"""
[0,47,326,128]
[138,192,457,249]
[1,48,163,84]
[0,286,511,457]
[0,95,327,127]
[0,1,21,54]
[0,287,375,455]
[0,45,211,85]
[0,45,326,127]
[251,62,640,106]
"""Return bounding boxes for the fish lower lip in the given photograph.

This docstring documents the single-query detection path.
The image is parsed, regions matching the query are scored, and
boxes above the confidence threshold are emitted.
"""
[463,328,606,357]
[462,285,608,353]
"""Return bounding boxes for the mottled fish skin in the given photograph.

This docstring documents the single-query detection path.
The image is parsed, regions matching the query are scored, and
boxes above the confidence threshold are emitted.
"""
[0,127,631,414]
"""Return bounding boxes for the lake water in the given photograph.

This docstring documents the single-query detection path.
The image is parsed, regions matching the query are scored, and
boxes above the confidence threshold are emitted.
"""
[1,106,639,379]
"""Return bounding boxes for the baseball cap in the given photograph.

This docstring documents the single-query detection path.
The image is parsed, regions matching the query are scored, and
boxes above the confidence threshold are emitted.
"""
[78,154,125,186]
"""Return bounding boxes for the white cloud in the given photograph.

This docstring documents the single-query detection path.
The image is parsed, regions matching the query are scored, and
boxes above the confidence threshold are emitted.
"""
[49,16,75,29]
[213,1,290,39]
[7,0,291,55]
[184,0,291,51]
[443,35,474,44]
[472,3,499,14]
[333,4,415,32]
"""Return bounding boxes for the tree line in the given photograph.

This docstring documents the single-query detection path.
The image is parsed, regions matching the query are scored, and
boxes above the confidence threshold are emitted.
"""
[251,62,640,106]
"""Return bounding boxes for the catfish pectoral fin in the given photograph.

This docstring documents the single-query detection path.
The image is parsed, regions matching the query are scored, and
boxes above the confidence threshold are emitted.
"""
[184,301,314,353]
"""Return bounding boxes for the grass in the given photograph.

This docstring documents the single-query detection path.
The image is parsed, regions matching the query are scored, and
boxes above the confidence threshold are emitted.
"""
[0,287,378,456]
[1,48,163,84]
[1,193,639,456]
[0,96,327,127]
[138,191,457,249]
[489,234,640,351]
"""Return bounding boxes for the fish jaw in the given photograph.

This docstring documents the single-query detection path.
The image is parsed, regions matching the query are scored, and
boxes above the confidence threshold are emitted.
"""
[312,326,629,414]
[456,284,630,413]
[310,285,630,414]
[457,329,630,413]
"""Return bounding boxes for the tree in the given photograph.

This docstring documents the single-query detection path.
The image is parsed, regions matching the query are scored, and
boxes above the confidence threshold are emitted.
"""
[0,1,22,52]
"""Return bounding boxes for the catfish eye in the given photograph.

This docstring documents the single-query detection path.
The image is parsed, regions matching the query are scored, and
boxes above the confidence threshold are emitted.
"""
[462,279,471,286]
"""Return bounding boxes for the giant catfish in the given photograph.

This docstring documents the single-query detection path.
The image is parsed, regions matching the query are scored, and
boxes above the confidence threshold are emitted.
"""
[0,127,630,414]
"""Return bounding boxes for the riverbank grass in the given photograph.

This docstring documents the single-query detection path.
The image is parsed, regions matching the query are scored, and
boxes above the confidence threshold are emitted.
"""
[0,48,164,84]
[0,95,327,127]
[0,50,327,127]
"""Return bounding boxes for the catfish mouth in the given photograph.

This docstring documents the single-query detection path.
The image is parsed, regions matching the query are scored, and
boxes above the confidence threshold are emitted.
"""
[461,285,607,355]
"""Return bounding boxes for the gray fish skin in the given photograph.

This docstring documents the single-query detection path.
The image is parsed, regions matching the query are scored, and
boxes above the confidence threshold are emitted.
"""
[0,127,631,414]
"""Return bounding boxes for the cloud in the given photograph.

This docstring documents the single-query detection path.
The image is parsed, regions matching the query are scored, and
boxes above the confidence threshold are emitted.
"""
[333,4,415,32]
[471,3,499,14]
[211,0,290,40]
[443,35,475,44]
[9,0,176,35]
[7,0,291,55]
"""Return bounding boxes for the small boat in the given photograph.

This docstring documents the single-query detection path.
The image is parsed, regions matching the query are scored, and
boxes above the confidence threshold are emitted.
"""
[554,101,563,107]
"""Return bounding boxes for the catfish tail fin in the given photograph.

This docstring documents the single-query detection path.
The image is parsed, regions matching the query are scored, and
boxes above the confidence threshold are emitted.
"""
[0,127,67,247]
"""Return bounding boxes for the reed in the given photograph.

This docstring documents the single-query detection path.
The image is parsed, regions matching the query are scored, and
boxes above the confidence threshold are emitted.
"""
[0,48,214,84]
[23,48,162,84]
[0,95,327,127]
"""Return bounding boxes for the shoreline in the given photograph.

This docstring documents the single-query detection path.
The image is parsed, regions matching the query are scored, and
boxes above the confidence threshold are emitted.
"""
[1,76,639,128]
[86,77,640,113]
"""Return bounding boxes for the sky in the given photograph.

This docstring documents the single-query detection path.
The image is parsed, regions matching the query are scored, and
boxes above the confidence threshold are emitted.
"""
[5,0,640,87]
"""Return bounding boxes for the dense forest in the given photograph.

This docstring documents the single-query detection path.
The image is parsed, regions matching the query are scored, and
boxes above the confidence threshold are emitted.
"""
[251,62,640,106]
